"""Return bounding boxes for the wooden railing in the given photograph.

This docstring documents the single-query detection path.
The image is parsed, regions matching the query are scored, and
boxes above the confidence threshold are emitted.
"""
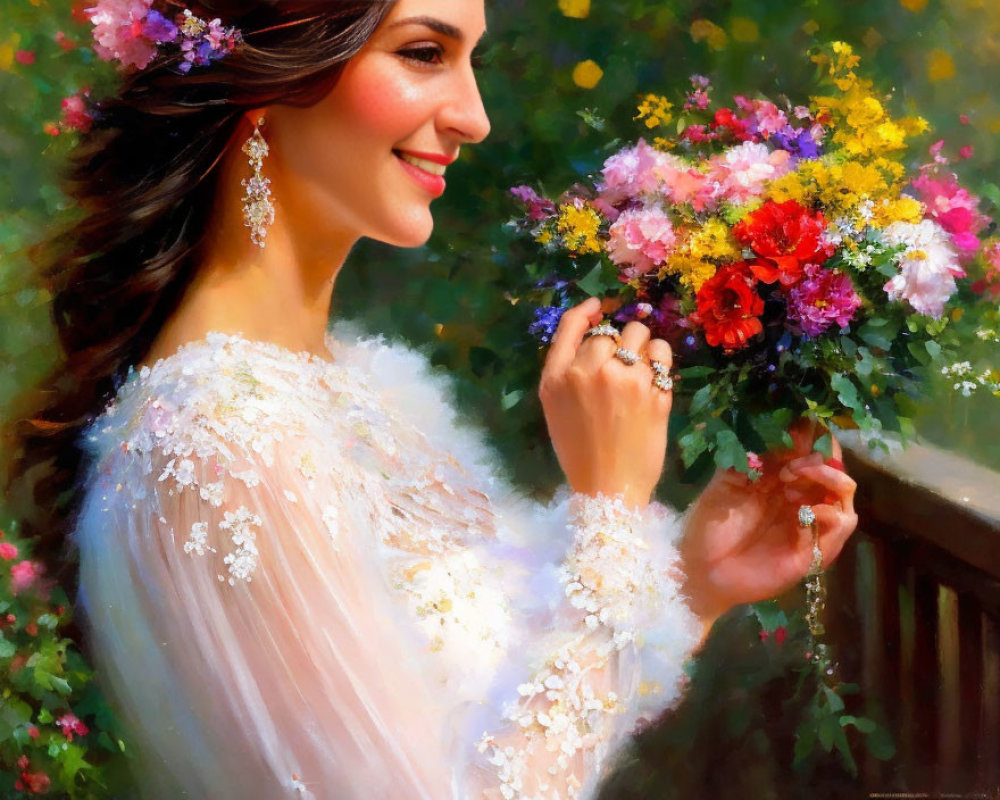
[831,434,1000,794]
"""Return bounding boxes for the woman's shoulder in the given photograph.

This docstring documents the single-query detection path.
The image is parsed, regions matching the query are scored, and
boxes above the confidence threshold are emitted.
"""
[81,331,366,469]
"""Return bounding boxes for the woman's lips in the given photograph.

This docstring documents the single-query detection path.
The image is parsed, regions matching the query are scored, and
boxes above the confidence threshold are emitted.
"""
[394,150,447,197]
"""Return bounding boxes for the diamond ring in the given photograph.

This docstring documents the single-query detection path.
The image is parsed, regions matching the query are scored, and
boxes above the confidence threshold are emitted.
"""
[615,347,640,366]
[583,323,621,345]
[798,505,817,527]
[653,373,674,392]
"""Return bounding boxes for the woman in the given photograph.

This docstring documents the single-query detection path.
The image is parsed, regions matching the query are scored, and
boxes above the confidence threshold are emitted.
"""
[5,0,858,797]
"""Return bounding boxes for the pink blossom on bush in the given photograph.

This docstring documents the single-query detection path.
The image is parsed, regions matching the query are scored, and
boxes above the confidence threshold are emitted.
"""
[607,206,677,277]
[707,142,792,205]
[0,542,18,561]
[9,560,42,594]
[61,91,94,133]
[56,712,90,742]
[883,220,965,318]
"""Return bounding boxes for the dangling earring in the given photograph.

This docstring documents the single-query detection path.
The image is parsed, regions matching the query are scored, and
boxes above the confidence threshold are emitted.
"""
[241,117,274,249]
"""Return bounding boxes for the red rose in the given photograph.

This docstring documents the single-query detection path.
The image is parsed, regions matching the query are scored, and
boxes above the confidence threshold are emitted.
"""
[692,261,765,350]
[732,200,834,286]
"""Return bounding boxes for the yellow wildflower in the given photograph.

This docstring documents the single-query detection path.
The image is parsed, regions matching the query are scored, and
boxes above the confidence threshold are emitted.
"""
[572,59,604,89]
[927,49,956,82]
[556,203,603,254]
[690,19,728,51]
[686,219,741,263]
[636,94,674,129]
[870,196,924,228]
[766,171,813,205]
[661,255,718,292]
[845,95,885,129]
[558,0,591,19]
[730,17,760,43]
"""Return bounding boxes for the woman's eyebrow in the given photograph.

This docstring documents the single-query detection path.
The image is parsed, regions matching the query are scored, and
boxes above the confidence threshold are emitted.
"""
[386,16,465,41]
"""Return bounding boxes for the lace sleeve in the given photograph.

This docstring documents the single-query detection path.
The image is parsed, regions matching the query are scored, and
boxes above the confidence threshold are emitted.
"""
[73,382,460,799]
[462,493,703,799]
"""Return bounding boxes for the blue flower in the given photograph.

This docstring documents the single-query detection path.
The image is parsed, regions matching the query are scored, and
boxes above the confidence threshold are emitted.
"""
[528,306,565,343]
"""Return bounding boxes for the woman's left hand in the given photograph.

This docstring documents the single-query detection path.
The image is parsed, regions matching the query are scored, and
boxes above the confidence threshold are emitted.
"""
[678,436,859,624]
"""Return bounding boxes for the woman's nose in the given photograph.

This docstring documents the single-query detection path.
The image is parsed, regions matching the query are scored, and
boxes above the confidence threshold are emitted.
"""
[440,67,491,144]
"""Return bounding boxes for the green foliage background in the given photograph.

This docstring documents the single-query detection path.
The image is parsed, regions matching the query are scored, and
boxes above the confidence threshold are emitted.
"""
[1,0,998,795]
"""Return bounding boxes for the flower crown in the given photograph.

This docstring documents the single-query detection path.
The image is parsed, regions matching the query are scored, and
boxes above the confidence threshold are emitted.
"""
[86,0,242,74]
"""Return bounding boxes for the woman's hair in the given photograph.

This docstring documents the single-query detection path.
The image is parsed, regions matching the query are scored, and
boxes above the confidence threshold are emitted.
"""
[2,0,397,608]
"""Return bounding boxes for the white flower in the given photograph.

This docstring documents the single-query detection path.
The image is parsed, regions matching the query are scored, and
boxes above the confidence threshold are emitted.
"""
[882,220,964,318]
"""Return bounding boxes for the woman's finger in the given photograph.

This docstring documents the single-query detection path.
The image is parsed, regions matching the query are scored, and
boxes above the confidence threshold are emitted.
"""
[788,463,856,517]
[544,298,603,375]
[809,503,858,568]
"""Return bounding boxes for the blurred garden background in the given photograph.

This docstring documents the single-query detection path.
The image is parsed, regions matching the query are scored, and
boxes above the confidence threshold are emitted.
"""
[1,0,998,796]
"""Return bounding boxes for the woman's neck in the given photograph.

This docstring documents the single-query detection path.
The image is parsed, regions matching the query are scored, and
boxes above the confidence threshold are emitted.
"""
[140,141,356,370]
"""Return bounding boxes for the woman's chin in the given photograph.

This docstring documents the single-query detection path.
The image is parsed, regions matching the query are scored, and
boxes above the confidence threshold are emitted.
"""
[373,213,435,249]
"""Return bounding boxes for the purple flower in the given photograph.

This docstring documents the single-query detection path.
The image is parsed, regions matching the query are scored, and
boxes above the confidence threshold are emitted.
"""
[529,306,566,343]
[142,10,178,43]
[785,265,862,337]
[772,126,821,162]
[510,185,556,221]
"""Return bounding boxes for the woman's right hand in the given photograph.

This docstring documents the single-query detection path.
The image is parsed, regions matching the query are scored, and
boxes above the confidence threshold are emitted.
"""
[538,297,675,510]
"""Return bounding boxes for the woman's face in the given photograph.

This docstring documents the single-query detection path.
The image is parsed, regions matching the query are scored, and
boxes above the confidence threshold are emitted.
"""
[265,0,490,250]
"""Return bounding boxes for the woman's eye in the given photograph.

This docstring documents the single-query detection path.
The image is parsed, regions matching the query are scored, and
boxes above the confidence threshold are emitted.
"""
[398,45,444,65]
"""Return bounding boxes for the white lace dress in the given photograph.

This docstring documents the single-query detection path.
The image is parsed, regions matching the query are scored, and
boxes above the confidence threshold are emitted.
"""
[71,324,703,800]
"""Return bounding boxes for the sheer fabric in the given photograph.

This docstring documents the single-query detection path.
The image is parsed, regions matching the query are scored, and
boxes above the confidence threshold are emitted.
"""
[72,326,702,799]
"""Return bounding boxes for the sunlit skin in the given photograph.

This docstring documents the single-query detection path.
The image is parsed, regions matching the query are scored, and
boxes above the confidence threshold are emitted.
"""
[141,0,858,647]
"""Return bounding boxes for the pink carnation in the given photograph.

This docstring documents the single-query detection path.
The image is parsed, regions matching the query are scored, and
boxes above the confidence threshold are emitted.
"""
[607,206,677,277]
[86,0,158,69]
[0,542,18,561]
[882,220,965,318]
[9,560,42,594]
[707,142,792,205]
[910,172,989,258]
[733,96,788,139]
[785,265,863,337]
[599,139,682,206]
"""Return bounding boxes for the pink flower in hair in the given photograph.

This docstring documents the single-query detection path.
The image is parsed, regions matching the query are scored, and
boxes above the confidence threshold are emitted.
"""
[86,0,158,69]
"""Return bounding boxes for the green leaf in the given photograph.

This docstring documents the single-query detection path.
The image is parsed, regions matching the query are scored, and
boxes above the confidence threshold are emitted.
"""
[793,727,816,768]
[713,428,748,472]
[822,684,846,712]
[831,373,862,413]
[818,714,838,752]
[925,340,942,360]
[751,600,788,633]
[0,639,15,659]
[839,714,876,733]
[833,726,859,776]
[677,366,715,380]
[678,427,708,468]
[576,262,611,296]
[689,384,712,415]
[812,433,833,458]
[866,724,897,760]
[500,389,524,410]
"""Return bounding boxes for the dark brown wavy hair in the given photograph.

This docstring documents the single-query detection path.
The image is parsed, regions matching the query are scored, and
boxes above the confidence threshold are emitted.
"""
[2,0,397,612]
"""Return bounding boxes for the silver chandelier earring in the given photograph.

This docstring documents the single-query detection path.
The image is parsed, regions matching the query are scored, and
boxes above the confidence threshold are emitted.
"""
[241,117,275,248]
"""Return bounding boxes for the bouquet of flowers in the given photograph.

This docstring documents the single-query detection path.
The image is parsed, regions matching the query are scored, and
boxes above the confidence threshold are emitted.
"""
[510,42,1000,478]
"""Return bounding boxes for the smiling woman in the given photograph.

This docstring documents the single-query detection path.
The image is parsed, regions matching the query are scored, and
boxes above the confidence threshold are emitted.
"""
[3,0,859,798]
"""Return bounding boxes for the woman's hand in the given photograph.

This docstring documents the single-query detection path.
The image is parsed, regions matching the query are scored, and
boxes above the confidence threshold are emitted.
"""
[679,428,859,623]
[539,298,674,510]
